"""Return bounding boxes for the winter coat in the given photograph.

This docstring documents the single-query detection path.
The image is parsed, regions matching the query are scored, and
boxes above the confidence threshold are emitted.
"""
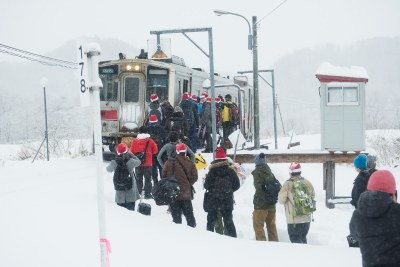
[106,152,141,204]
[161,155,198,200]
[278,175,315,224]
[165,112,189,136]
[203,159,241,211]
[200,101,212,130]
[350,190,400,267]
[157,141,195,167]
[252,164,276,210]
[351,170,371,208]
[146,123,167,152]
[179,99,197,126]
[220,101,238,123]
[129,134,158,167]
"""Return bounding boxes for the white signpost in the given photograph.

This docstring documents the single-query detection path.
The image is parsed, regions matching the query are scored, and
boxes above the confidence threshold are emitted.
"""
[78,43,109,267]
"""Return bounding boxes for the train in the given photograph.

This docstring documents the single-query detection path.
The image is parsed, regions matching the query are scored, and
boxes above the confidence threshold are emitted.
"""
[98,49,253,154]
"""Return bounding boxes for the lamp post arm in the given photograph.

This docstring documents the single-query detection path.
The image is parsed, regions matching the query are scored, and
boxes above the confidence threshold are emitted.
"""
[219,11,253,50]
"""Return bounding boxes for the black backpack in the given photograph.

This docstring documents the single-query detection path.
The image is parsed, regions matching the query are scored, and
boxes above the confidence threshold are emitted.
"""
[263,174,282,205]
[151,161,180,205]
[113,156,133,191]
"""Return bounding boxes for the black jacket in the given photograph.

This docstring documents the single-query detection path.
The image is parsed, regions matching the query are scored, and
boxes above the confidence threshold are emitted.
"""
[351,170,371,208]
[203,159,240,211]
[350,190,400,267]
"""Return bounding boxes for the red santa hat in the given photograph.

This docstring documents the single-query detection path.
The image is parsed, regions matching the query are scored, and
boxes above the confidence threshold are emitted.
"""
[215,146,227,159]
[116,143,128,155]
[192,95,198,100]
[289,162,301,174]
[200,92,208,99]
[149,114,158,123]
[206,97,211,102]
[150,93,159,102]
[176,143,187,154]
[215,97,222,103]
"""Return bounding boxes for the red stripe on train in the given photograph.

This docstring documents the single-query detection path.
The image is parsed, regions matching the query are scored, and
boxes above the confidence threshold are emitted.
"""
[101,110,118,120]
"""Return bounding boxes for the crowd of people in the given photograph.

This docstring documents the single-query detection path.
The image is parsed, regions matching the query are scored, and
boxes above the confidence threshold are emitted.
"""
[106,92,399,265]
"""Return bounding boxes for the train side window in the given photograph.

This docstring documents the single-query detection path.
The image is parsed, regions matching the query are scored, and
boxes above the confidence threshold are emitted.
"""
[147,67,169,101]
[183,79,188,93]
[125,77,139,102]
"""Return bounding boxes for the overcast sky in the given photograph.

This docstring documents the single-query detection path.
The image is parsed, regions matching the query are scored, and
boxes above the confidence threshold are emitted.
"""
[1,0,399,75]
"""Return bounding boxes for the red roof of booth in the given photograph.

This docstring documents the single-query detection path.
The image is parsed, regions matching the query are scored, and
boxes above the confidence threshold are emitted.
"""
[316,74,368,83]
[315,62,369,83]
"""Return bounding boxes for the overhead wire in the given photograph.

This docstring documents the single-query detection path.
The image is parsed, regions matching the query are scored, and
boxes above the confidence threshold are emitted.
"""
[0,43,77,69]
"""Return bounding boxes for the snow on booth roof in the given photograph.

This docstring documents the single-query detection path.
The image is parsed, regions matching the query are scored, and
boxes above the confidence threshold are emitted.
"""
[315,62,369,83]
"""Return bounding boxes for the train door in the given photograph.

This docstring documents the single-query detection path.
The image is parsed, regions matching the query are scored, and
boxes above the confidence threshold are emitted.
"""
[120,73,145,128]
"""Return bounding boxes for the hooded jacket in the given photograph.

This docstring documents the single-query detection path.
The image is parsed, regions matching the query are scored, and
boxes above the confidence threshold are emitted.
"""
[350,190,400,267]
[351,170,371,208]
[106,152,141,203]
[278,175,315,224]
[203,159,240,211]
[252,164,276,210]
[129,134,158,167]
[161,155,198,201]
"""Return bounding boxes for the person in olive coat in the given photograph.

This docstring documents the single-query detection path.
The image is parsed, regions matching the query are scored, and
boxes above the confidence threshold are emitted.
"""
[350,170,400,267]
[203,146,240,237]
[252,153,279,241]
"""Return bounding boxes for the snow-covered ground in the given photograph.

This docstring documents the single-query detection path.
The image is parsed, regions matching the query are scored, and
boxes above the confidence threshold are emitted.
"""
[1,132,399,267]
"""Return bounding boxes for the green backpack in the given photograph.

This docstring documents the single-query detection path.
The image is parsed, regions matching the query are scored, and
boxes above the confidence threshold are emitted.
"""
[291,177,316,216]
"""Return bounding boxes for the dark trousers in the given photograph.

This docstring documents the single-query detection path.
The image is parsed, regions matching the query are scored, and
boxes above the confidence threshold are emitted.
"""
[222,122,236,147]
[204,129,213,152]
[135,166,152,196]
[151,155,162,185]
[287,222,310,244]
[117,202,135,211]
[189,124,198,152]
[169,200,196,227]
[207,208,237,238]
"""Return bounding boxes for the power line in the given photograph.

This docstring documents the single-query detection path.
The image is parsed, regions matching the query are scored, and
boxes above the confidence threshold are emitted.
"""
[258,0,289,24]
[0,43,77,69]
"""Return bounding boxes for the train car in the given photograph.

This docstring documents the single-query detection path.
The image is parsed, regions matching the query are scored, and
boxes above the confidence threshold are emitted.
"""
[99,50,253,154]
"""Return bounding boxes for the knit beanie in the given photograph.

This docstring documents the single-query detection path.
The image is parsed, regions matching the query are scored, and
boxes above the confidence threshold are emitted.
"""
[367,170,397,195]
[255,153,266,166]
[354,154,367,169]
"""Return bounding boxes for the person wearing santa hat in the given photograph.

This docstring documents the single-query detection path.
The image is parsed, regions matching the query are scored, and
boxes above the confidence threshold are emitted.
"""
[161,143,198,227]
[106,143,142,211]
[179,93,199,152]
[199,96,213,153]
[278,162,315,244]
[350,170,400,267]
[146,114,167,187]
[203,146,240,237]
[145,93,164,125]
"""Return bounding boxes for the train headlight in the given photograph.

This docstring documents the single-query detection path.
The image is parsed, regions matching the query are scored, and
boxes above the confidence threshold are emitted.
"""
[134,64,140,71]
[126,65,132,71]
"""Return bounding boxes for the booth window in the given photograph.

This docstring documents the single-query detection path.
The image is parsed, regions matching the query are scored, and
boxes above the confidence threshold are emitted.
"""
[327,84,359,105]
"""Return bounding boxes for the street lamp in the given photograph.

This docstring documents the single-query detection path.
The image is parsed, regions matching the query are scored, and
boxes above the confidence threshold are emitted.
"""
[214,10,260,149]
[214,10,253,50]
[40,77,49,161]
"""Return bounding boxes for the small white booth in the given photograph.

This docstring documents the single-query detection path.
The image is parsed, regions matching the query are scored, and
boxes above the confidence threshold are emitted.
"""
[316,63,369,152]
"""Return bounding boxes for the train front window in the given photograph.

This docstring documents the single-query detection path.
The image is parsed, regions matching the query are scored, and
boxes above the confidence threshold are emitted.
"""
[99,65,118,101]
[147,67,169,101]
[125,77,139,102]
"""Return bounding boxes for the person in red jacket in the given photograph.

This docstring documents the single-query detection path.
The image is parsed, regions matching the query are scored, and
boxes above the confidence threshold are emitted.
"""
[130,126,158,199]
